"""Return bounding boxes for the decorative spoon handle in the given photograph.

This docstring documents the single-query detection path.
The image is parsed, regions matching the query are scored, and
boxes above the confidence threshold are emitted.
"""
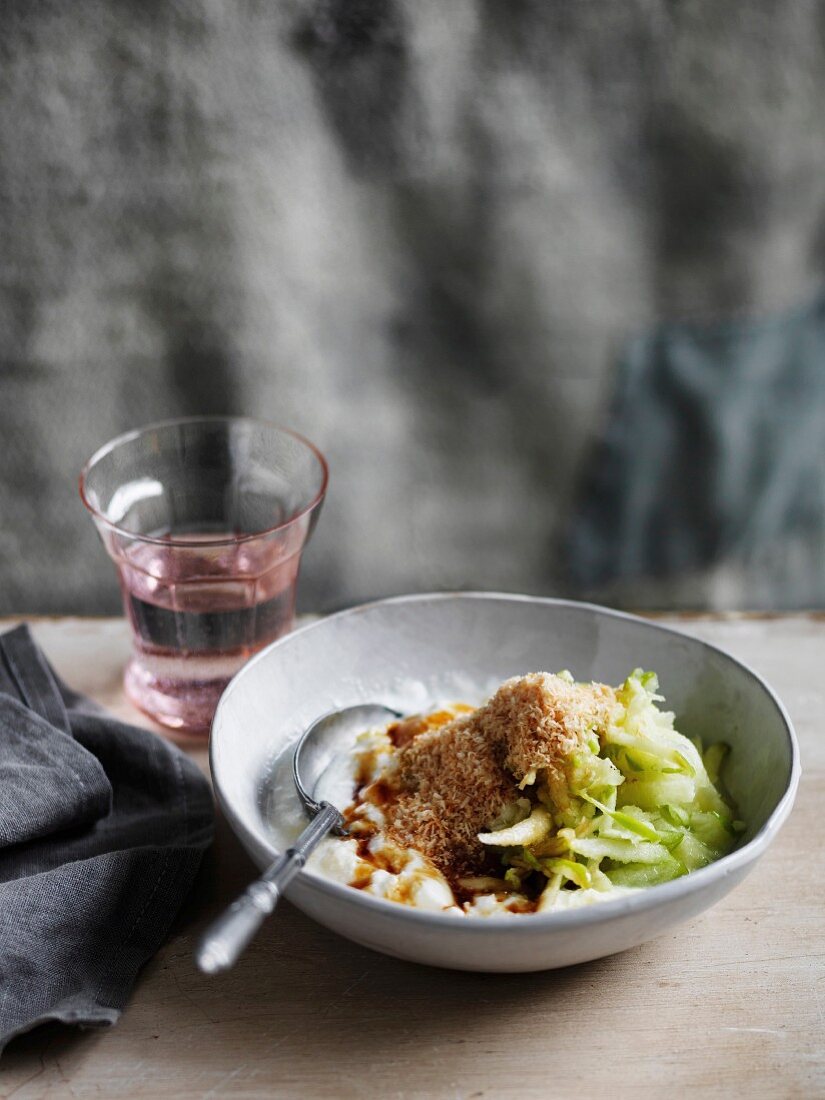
[196,801,343,974]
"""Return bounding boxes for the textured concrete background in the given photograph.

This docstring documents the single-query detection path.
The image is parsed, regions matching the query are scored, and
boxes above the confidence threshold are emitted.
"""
[2,1,825,614]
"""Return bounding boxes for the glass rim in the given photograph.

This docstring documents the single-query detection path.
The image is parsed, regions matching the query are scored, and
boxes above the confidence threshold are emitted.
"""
[78,414,329,548]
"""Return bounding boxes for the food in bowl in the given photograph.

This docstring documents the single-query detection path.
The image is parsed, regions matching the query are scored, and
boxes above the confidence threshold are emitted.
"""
[303,668,744,916]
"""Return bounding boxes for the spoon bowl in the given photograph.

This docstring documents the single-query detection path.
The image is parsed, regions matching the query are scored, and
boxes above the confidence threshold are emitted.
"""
[293,704,401,819]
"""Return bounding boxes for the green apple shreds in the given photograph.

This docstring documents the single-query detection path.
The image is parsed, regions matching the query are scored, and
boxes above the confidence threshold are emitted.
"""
[478,670,743,909]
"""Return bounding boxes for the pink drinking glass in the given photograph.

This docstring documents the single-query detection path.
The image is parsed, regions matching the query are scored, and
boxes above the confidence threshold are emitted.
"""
[80,417,328,736]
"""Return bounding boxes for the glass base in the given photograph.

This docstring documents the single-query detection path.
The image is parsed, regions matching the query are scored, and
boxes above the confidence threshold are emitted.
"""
[124,653,242,738]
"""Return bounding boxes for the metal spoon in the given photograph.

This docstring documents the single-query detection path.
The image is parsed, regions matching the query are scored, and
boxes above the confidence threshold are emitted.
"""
[196,703,400,974]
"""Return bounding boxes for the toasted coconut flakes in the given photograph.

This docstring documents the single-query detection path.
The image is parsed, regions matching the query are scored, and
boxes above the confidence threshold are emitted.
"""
[376,673,617,879]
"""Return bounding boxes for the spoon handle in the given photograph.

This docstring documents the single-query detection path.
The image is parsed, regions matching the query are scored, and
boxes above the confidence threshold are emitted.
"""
[196,801,343,974]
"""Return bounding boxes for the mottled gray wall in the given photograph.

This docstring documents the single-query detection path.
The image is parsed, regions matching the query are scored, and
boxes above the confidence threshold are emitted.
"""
[2,1,825,614]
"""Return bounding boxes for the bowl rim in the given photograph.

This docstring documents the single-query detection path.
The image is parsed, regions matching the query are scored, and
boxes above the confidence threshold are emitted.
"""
[210,592,801,934]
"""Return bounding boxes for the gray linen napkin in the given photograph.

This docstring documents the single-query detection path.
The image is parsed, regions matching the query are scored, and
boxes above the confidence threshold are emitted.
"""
[0,625,214,1053]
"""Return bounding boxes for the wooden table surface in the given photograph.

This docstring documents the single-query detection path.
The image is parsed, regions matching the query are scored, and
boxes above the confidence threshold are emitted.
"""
[1,615,823,1099]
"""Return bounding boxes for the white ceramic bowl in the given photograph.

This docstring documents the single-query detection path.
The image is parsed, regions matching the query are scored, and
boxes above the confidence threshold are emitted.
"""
[210,593,799,972]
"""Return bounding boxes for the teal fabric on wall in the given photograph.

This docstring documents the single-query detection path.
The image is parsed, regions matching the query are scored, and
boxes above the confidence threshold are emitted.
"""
[567,295,825,606]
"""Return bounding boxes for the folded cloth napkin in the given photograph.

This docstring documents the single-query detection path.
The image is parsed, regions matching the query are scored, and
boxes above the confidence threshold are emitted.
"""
[0,625,214,1053]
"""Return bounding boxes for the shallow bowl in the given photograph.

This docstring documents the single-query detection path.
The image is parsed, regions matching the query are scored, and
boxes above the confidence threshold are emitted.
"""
[210,593,799,972]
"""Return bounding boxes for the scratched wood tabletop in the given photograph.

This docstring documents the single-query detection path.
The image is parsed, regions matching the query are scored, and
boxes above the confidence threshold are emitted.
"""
[0,614,822,1099]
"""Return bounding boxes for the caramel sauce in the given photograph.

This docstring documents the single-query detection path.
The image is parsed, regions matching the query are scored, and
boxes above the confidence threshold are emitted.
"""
[387,716,427,748]
[349,862,375,889]
[387,704,473,748]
